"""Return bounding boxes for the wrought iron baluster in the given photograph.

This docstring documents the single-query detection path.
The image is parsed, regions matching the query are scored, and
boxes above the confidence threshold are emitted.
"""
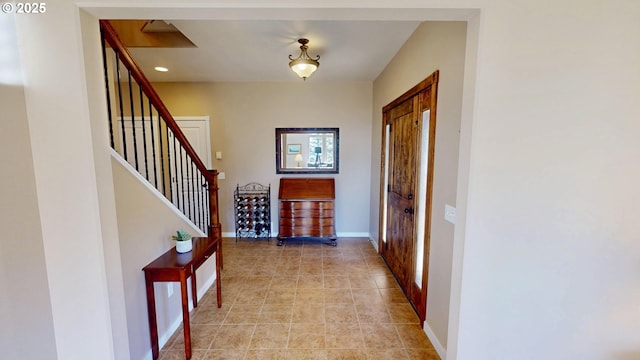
[165,119,173,201]
[179,146,186,216]
[115,54,127,160]
[189,159,195,225]
[100,33,115,149]
[172,133,180,210]
[139,86,149,181]
[149,99,158,189]
[183,151,190,219]
[138,86,151,182]
[198,170,204,232]
[127,70,139,170]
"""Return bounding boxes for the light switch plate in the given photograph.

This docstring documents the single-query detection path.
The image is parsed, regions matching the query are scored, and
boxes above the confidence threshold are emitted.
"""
[215,151,222,160]
[445,204,456,224]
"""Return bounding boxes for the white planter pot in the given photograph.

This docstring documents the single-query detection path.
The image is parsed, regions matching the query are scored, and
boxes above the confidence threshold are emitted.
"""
[175,239,193,253]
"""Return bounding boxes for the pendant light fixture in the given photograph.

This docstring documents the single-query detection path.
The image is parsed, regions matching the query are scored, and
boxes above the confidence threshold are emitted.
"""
[288,38,320,80]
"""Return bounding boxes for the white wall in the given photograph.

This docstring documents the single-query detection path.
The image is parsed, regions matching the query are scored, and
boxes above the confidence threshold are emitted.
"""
[15,3,117,359]
[152,81,373,237]
[0,15,57,359]
[80,10,132,359]
[372,21,467,354]
[452,2,640,359]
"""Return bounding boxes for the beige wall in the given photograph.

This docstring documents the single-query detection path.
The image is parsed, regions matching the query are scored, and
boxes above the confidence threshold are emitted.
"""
[371,21,467,352]
[152,81,373,236]
[112,157,214,360]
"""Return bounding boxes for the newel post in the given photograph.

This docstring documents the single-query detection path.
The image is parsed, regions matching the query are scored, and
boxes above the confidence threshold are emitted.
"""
[207,169,223,268]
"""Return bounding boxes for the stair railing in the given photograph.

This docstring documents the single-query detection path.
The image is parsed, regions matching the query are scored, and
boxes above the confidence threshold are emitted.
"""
[99,20,221,243]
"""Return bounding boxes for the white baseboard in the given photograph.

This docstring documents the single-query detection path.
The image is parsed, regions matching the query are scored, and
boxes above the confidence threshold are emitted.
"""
[337,232,370,237]
[423,321,447,359]
[140,268,218,360]
[221,231,371,238]
[198,270,217,299]
[368,234,379,252]
[141,317,182,360]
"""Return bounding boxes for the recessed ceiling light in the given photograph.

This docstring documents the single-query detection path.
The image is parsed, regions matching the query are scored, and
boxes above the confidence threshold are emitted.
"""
[154,66,169,72]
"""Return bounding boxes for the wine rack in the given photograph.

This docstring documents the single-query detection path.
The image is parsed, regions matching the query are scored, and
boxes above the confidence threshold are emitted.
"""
[234,183,271,240]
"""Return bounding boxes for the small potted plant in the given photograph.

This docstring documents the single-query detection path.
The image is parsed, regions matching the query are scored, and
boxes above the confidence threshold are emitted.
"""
[172,229,193,253]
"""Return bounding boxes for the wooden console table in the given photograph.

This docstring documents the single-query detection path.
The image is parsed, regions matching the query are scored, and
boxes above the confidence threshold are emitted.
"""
[277,178,337,246]
[142,236,221,360]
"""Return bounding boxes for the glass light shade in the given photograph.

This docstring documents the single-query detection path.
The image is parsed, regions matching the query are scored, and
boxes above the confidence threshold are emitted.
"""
[289,59,319,79]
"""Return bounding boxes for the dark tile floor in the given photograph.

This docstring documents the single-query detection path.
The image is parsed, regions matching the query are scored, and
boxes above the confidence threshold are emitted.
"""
[159,237,440,359]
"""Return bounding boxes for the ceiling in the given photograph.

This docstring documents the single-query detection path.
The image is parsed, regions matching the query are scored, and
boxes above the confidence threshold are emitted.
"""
[125,20,421,82]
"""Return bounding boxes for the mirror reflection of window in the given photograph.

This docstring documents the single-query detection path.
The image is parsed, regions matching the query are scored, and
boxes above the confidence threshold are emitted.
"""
[325,136,334,166]
[275,127,339,174]
[308,135,334,167]
[309,136,322,166]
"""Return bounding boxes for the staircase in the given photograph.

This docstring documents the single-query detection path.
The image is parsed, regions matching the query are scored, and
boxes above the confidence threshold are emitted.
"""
[99,20,221,239]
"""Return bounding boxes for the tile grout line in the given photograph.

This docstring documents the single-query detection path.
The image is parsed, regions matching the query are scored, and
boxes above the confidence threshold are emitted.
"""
[157,238,439,359]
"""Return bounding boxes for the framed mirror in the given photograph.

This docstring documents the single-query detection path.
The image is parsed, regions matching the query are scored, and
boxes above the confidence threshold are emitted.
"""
[275,127,339,174]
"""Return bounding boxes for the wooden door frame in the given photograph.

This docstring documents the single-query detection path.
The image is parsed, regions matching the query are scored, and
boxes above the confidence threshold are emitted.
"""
[378,70,439,323]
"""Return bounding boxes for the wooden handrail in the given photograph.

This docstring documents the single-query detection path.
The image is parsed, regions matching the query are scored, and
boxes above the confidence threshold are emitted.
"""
[99,20,215,183]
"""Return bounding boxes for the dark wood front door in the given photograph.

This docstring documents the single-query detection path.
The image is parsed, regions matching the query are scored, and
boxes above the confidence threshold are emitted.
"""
[380,71,439,323]
[382,97,419,294]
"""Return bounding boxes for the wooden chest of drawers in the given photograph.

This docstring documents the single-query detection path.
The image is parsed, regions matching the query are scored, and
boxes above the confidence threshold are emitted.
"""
[277,178,337,246]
